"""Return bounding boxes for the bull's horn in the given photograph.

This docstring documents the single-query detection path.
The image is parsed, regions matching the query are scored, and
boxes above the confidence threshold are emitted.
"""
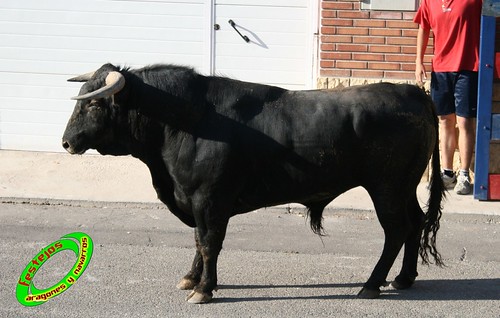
[71,71,125,100]
[67,71,95,82]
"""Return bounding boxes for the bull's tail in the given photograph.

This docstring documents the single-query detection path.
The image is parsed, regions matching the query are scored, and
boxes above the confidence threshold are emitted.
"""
[306,200,330,236]
[419,127,446,266]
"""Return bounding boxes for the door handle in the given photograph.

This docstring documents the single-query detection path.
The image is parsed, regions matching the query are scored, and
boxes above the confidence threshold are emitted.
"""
[228,19,250,43]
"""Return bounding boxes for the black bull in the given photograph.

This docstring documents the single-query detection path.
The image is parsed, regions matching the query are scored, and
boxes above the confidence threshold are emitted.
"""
[62,63,445,303]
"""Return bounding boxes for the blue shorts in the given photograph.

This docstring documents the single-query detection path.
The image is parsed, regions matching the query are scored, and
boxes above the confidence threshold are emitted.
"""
[430,71,478,118]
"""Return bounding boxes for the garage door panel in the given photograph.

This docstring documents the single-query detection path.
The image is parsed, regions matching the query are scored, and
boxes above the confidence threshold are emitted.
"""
[1,35,203,58]
[214,0,310,89]
[0,8,204,31]
[1,122,65,139]
[0,22,203,43]
[0,46,203,66]
[0,97,71,113]
[217,5,306,21]
[0,0,208,152]
[216,68,305,87]
[0,111,69,126]
[1,0,204,15]
[0,83,80,101]
[216,0,305,7]
[212,56,306,73]
[0,134,66,152]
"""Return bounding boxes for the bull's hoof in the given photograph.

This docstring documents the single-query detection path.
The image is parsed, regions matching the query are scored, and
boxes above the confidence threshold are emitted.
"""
[390,279,413,290]
[186,291,213,304]
[176,277,197,290]
[391,275,415,290]
[357,287,381,299]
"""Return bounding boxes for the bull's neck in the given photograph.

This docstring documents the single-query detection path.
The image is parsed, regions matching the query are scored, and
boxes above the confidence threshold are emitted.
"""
[127,73,206,132]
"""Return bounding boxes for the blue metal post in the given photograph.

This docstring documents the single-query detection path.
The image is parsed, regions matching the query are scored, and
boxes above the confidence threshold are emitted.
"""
[475,14,496,200]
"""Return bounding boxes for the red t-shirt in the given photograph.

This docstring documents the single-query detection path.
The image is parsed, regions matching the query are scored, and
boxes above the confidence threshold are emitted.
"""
[414,0,482,72]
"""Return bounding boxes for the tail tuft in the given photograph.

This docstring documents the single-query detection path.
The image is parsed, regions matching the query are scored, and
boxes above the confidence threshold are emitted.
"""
[306,202,328,236]
[419,126,446,267]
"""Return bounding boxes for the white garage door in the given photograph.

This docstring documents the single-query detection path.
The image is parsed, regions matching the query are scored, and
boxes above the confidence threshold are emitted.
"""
[0,0,314,152]
[0,0,208,152]
[214,0,312,90]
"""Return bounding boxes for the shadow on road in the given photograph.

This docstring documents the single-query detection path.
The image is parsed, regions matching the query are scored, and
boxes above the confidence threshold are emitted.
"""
[216,278,500,303]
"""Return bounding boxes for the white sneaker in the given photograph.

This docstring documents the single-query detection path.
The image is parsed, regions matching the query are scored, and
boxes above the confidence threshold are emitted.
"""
[441,172,457,189]
[455,174,472,195]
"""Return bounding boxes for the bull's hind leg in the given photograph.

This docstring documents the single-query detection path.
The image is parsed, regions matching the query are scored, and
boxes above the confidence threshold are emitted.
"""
[391,194,425,290]
[358,189,411,299]
[177,237,203,290]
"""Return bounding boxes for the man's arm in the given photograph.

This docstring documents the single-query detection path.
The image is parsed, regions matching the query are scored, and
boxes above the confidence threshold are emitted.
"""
[415,25,430,85]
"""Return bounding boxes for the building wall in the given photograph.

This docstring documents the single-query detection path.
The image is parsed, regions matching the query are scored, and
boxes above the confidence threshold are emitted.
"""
[317,0,433,88]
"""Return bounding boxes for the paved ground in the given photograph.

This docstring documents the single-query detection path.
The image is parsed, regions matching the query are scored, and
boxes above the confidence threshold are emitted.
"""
[0,200,499,318]
[0,150,499,317]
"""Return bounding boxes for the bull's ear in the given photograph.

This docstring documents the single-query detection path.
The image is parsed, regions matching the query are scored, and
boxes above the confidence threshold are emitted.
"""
[68,71,95,82]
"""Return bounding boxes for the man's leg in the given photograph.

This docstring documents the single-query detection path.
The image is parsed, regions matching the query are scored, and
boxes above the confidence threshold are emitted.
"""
[456,116,475,171]
[438,113,457,171]
[454,71,478,194]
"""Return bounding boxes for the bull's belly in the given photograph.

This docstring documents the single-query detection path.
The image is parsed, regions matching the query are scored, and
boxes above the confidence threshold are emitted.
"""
[233,172,357,213]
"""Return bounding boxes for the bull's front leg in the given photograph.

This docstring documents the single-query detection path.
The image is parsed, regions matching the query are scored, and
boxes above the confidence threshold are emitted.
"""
[184,218,228,304]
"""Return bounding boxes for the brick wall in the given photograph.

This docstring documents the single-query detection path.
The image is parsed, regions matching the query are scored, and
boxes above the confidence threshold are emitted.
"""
[318,0,433,88]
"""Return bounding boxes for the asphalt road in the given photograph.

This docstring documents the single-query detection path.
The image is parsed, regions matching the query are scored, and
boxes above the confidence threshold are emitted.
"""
[1,199,499,318]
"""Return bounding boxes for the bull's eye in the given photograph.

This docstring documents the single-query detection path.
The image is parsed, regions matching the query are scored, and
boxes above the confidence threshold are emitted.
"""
[87,102,100,111]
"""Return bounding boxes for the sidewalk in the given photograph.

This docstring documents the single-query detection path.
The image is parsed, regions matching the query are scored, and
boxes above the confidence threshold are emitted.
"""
[1,150,499,215]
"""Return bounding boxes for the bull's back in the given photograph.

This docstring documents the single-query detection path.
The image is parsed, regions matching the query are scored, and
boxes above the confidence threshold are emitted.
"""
[232,83,436,210]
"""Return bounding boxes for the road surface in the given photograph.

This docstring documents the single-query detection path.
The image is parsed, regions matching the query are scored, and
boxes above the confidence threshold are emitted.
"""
[1,199,499,317]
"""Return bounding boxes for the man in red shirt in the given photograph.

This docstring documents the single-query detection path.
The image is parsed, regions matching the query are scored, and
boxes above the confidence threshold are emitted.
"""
[414,0,482,195]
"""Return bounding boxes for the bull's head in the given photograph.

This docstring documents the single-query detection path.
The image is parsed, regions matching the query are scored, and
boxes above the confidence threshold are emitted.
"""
[62,64,126,155]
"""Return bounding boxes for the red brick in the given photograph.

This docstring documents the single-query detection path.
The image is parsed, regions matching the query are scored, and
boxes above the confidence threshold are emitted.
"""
[386,20,418,29]
[370,28,401,37]
[385,54,417,62]
[352,53,385,61]
[322,19,352,27]
[321,27,336,35]
[322,10,337,18]
[320,60,335,68]
[402,29,418,37]
[322,35,352,43]
[336,60,367,69]
[370,11,403,20]
[322,18,339,26]
[353,19,386,28]
[401,46,417,54]
[403,12,417,21]
[321,43,335,51]
[337,27,369,36]
[387,37,417,45]
[321,52,352,60]
[336,43,368,52]
[401,63,417,71]
[368,62,401,70]
[352,70,384,78]
[322,2,353,10]
[320,69,351,77]
[353,36,385,44]
[401,46,434,56]
[369,45,401,53]
[338,10,370,19]
[384,71,415,80]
